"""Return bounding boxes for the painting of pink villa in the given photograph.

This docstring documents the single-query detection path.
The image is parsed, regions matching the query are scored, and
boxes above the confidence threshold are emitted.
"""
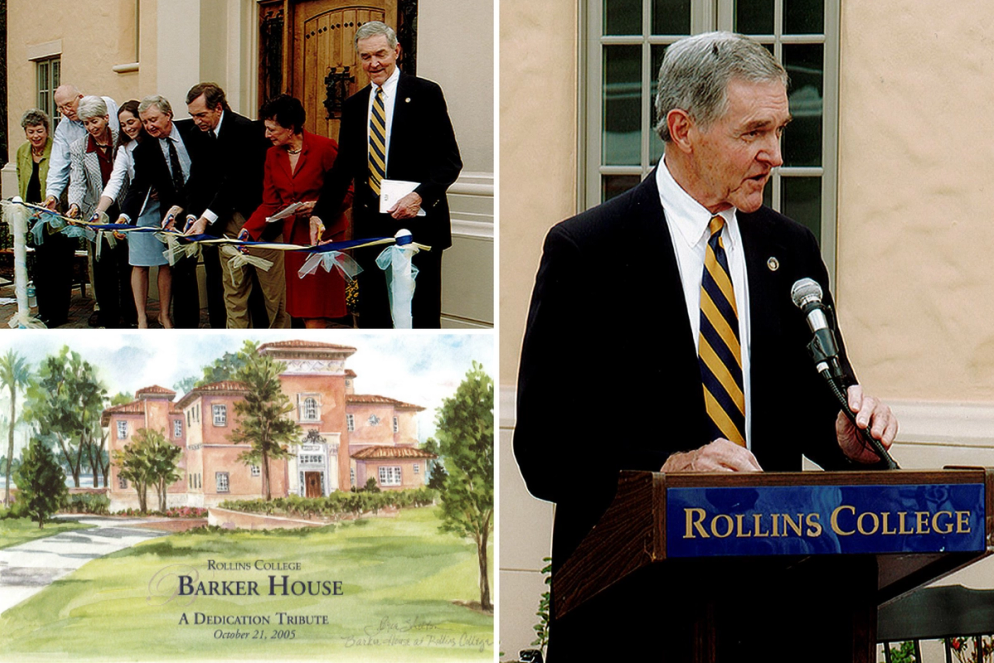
[100,341,434,511]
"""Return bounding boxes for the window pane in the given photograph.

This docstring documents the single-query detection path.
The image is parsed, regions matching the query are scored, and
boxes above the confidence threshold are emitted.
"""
[783,43,823,167]
[602,174,641,201]
[784,0,824,34]
[781,176,822,239]
[605,0,640,35]
[735,0,774,35]
[650,44,668,165]
[651,0,690,36]
[603,45,641,166]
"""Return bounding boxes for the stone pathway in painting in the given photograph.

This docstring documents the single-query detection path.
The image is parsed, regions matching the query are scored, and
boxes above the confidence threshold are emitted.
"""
[0,516,170,615]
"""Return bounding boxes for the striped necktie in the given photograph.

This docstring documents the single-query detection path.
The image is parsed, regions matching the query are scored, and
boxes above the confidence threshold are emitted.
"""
[368,87,387,197]
[698,216,746,446]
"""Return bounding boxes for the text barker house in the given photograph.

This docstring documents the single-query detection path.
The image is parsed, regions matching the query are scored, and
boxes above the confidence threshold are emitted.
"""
[102,341,433,511]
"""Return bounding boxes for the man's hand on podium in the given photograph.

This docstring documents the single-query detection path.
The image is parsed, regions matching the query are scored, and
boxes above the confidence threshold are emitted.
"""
[661,439,763,473]
[836,384,898,464]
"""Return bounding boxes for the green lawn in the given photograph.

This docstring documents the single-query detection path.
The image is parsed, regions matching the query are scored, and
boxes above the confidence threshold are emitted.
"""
[0,506,494,661]
[0,517,94,550]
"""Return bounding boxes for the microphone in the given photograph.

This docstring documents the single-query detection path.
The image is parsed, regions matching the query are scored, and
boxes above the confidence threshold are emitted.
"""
[791,278,900,470]
[790,278,844,381]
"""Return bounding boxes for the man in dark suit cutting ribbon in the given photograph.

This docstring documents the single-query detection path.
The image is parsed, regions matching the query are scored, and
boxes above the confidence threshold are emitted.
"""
[513,31,899,660]
[310,20,462,328]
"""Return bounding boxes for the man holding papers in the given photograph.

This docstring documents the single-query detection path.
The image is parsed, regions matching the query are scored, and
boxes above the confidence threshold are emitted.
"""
[310,21,462,328]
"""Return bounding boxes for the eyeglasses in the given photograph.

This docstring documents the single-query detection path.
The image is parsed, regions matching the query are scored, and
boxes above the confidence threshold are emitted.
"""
[56,98,80,112]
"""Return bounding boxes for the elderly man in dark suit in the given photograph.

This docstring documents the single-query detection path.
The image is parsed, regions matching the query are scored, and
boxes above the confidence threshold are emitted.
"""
[183,82,285,328]
[118,95,201,328]
[310,20,462,328]
[514,32,899,661]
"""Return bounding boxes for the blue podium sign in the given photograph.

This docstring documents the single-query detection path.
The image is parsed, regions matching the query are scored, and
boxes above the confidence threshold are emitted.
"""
[666,483,986,558]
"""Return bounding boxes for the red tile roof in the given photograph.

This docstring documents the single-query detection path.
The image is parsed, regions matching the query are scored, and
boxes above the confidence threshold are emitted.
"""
[176,381,250,408]
[258,340,357,352]
[350,446,438,460]
[136,385,176,397]
[101,399,184,425]
[347,394,424,411]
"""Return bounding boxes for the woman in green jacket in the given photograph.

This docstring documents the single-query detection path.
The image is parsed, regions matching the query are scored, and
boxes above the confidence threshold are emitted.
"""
[15,109,75,327]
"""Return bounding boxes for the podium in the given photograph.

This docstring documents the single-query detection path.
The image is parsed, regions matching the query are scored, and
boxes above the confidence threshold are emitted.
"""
[553,469,992,662]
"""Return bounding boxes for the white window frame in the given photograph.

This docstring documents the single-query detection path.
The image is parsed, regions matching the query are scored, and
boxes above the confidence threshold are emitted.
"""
[378,466,402,487]
[117,420,128,439]
[392,416,399,433]
[212,404,227,427]
[251,465,261,477]
[118,476,128,490]
[583,0,839,282]
[173,420,182,438]
[413,463,420,475]
[36,55,61,131]
[216,472,229,493]
[300,395,320,422]
[346,413,355,432]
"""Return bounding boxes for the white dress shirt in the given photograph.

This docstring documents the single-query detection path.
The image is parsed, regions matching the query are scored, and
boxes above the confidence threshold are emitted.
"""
[366,67,401,172]
[656,158,753,448]
[157,122,192,185]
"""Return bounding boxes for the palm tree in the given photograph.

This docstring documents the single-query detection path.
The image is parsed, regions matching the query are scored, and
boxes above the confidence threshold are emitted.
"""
[0,350,31,506]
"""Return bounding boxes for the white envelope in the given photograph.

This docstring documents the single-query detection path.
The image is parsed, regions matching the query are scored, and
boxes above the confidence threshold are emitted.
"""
[379,179,427,216]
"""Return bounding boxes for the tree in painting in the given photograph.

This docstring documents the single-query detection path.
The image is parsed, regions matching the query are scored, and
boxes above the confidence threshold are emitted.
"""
[14,438,67,528]
[435,362,494,612]
[0,349,31,506]
[230,348,300,501]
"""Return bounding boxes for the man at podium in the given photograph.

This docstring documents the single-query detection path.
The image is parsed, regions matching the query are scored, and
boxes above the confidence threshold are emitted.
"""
[514,31,898,660]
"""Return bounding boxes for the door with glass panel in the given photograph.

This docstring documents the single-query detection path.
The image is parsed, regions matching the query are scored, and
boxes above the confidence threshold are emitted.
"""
[587,0,838,271]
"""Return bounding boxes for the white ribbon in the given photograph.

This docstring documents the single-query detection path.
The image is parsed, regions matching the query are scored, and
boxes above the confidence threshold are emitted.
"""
[220,245,274,288]
[1,199,47,329]
[375,242,420,329]
[297,251,362,282]
[159,233,200,266]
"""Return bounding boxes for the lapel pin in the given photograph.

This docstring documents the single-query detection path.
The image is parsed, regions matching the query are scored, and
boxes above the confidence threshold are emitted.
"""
[767,257,779,272]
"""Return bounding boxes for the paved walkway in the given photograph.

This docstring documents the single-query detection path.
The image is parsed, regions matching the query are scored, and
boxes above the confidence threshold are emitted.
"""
[0,516,170,615]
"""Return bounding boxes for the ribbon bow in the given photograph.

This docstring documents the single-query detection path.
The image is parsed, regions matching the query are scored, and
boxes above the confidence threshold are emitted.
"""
[297,251,362,282]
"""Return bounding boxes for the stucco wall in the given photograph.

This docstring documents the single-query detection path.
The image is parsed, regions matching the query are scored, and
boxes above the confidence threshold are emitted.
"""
[498,0,579,384]
[836,3,994,403]
[498,0,577,657]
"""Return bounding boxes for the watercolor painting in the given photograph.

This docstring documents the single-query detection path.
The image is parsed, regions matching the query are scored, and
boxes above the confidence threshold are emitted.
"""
[0,330,494,662]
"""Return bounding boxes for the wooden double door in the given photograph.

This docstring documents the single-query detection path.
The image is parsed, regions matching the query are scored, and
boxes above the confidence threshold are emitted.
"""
[259,0,417,142]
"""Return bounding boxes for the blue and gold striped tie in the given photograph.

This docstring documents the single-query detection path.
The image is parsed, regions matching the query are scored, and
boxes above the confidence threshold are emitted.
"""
[699,216,746,446]
[368,87,387,197]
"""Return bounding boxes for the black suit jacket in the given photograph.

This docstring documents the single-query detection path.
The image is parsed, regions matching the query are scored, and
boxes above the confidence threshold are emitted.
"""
[314,72,462,250]
[186,111,269,234]
[513,170,857,572]
[122,119,202,221]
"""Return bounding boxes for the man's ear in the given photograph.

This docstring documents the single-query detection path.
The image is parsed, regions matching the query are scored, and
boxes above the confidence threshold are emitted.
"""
[666,108,695,154]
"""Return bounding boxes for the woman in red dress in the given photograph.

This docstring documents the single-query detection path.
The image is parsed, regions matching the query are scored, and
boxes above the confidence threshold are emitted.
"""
[242,95,352,327]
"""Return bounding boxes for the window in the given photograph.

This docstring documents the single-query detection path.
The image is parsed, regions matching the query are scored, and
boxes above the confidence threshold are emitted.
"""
[212,404,227,427]
[36,56,61,130]
[367,414,381,426]
[378,466,402,487]
[585,0,838,274]
[118,476,128,490]
[300,396,320,422]
[216,472,229,493]
[251,465,261,477]
[392,416,399,433]
[117,421,128,439]
[350,467,356,487]
[173,420,182,438]
[413,463,420,475]
[346,414,355,432]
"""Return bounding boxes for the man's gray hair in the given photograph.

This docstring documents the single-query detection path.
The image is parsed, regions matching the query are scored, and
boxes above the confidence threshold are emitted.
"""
[77,95,108,121]
[20,108,50,131]
[354,21,397,50]
[138,95,173,117]
[654,31,788,142]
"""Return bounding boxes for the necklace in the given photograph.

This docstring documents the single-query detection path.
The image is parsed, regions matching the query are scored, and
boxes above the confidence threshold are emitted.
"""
[287,147,302,155]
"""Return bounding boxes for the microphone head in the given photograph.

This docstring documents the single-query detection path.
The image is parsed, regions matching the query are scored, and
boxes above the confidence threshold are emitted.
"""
[791,278,823,309]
